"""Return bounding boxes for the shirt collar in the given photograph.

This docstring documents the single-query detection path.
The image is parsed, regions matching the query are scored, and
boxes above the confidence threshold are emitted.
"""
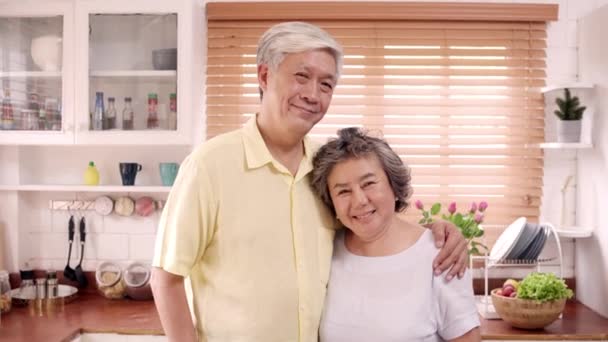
[241,115,316,176]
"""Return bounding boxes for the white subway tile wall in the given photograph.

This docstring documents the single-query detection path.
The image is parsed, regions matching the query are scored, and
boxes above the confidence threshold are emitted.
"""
[21,192,164,271]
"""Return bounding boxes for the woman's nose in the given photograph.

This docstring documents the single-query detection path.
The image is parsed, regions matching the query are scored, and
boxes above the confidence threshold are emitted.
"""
[351,188,369,206]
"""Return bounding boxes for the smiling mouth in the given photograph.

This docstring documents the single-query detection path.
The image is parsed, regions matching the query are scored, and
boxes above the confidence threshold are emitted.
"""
[353,210,375,220]
[291,104,317,115]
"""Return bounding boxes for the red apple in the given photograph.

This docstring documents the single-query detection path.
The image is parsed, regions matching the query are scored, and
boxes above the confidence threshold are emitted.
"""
[509,291,517,298]
[502,286,514,297]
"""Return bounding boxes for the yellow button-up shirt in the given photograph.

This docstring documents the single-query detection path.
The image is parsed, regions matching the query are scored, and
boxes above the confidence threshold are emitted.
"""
[153,117,336,342]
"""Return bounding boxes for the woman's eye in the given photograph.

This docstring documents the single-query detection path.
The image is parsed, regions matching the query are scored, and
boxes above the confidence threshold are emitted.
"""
[337,189,350,196]
[362,181,376,188]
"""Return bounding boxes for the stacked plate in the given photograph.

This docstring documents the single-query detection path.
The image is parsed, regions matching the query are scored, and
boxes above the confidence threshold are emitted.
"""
[489,217,550,264]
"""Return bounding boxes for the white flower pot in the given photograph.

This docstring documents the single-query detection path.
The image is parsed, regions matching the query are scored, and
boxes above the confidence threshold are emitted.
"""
[556,120,581,143]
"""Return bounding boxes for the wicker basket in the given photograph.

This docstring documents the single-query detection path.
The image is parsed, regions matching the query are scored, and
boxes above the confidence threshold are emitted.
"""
[491,288,566,329]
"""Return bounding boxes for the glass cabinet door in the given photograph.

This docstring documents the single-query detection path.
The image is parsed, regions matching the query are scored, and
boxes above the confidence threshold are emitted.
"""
[0,15,64,133]
[87,13,178,132]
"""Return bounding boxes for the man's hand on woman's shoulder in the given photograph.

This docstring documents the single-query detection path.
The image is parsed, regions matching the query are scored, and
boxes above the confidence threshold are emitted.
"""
[426,220,468,281]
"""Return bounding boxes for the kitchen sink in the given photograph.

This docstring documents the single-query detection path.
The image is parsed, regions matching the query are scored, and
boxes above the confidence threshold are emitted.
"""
[71,333,167,342]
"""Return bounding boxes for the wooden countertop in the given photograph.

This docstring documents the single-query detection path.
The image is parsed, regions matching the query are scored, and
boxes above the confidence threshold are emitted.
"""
[0,293,163,342]
[0,294,607,341]
[481,300,608,340]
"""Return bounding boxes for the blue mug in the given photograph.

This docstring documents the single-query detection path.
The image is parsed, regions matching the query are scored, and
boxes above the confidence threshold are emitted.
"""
[159,162,179,186]
[119,162,142,186]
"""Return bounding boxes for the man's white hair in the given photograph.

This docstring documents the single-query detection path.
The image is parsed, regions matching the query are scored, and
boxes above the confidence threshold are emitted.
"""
[256,21,344,78]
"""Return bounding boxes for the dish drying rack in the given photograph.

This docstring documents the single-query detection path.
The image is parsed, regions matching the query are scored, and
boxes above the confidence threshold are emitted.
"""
[471,222,563,319]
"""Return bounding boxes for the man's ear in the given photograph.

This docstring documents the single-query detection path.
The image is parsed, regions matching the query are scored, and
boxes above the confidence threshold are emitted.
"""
[258,64,269,93]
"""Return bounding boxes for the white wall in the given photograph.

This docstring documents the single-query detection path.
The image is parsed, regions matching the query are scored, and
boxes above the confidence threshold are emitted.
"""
[575,3,608,318]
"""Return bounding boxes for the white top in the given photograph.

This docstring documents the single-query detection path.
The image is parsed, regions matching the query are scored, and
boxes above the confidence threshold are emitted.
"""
[319,229,480,342]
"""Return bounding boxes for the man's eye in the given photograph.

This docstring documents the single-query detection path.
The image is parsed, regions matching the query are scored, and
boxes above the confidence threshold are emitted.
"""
[321,82,333,91]
[295,73,309,79]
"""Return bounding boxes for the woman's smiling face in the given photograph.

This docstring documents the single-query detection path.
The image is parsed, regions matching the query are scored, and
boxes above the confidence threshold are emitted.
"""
[327,154,398,242]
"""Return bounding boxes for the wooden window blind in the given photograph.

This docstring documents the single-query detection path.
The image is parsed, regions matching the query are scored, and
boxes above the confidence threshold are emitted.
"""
[206,3,557,247]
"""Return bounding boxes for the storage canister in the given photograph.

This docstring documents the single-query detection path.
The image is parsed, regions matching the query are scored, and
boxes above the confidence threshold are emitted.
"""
[124,262,153,301]
[95,261,126,299]
[0,270,11,314]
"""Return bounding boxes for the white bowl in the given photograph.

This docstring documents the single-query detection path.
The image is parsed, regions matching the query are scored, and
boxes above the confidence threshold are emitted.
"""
[31,35,62,72]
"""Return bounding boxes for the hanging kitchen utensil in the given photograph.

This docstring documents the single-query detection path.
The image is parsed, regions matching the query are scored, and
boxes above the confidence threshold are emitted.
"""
[74,216,88,288]
[63,215,77,282]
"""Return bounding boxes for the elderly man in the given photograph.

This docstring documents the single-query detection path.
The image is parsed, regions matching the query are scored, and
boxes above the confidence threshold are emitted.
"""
[151,22,468,342]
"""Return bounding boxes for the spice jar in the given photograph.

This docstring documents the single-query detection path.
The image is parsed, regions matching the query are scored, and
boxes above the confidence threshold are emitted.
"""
[46,271,58,299]
[95,261,126,299]
[0,270,11,314]
[124,262,153,301]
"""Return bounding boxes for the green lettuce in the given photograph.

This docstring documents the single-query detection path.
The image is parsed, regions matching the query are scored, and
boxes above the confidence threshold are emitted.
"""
[517,272,574,302]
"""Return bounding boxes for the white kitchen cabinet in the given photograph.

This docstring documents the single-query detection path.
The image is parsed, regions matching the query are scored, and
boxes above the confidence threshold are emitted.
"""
[0,0,75,145]
[0,0,194,145]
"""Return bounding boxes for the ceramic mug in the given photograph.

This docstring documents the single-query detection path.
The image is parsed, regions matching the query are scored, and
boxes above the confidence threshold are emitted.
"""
[159,162,179,186]
[119,163,142,186]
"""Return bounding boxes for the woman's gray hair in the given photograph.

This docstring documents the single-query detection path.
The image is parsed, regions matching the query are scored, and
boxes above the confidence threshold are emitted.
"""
[256,21,344,98]
[311,127,413,216]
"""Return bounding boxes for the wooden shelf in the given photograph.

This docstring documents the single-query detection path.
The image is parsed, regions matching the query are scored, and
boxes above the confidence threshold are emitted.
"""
[0,185,171,193]
[542,82,594,93]
[0,71,62,78]
[90,70,176,77]
[538,142,593,149]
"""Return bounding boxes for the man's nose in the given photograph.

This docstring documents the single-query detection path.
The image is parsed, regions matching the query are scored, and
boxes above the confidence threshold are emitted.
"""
[301,80,320,103]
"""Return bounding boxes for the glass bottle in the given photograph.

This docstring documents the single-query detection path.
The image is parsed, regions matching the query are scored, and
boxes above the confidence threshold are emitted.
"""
[105,97,117,130]
[44,98,61,131]
[122,97,134,130]
[92,92,105,131]
[168,93,177,130]
[146,93,159,129]
[83,161,100,185]
[1,88,14,130]
[38,107,47,131]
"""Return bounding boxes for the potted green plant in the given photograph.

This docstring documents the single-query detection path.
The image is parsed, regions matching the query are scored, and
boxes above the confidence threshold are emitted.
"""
[415,200,488,255]
[554,88,586,142]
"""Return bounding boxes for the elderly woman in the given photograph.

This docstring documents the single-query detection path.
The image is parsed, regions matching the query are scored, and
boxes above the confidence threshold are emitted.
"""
[311,127,481,342]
